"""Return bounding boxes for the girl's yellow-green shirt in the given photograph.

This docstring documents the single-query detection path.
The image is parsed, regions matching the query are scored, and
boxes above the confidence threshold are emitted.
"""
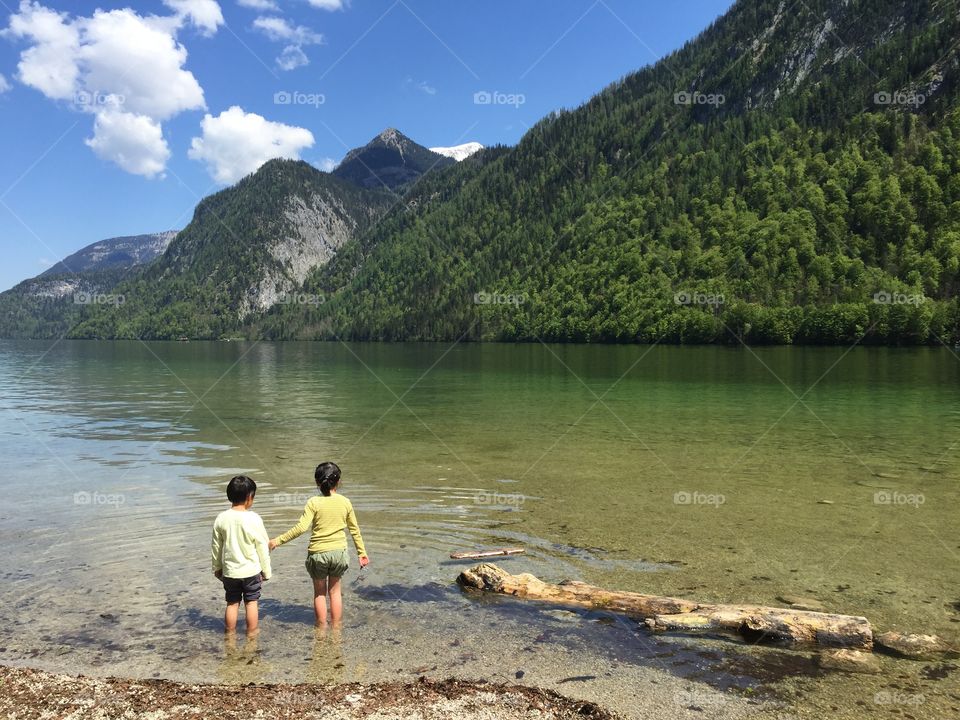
[274,493,367,557]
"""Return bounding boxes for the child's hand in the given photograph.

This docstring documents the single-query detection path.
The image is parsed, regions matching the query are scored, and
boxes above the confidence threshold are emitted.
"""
[260,572,268,582]
[214,569,223,579]
[359,555,370,568]
[268,539,278,551]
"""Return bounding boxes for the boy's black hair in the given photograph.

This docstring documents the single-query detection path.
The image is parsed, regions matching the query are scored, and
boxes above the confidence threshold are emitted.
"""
[227,475,257,504]
[314,462,341,497]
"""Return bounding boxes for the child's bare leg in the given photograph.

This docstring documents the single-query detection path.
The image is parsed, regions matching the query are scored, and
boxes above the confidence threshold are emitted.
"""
[313,577,328,625]
[244,599,259,633]
[328,576,343,624]
[225,602,240,631]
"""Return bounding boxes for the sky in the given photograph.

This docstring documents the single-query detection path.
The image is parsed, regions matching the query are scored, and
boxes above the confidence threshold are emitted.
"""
[0,0,734,292]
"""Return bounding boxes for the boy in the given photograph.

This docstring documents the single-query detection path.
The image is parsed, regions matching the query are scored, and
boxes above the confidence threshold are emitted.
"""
[211,475,272,633]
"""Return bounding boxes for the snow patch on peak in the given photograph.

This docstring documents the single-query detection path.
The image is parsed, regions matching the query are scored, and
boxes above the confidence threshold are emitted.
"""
[430,142,484,161]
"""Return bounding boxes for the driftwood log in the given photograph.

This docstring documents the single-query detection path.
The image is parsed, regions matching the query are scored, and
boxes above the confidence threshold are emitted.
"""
[457,563,874,650]
[450,548,526,560]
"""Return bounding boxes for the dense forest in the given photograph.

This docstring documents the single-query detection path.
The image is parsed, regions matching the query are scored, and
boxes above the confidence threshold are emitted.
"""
[256,0,960,345]
[5,0,960,345]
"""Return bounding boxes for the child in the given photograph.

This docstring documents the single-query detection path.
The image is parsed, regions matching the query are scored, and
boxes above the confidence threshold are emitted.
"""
[269,462,369,626]
[211,475,272,633]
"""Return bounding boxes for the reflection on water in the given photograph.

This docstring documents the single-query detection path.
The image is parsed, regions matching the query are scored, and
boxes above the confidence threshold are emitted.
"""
[219,631,268,685]
[305,625,346,684]
[1,340,958,718]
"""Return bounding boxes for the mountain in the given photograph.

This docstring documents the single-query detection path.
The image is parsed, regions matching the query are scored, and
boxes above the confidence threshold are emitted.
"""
[332,128,456,190]
[267,0,960,346]
[0,231,178,339]
[69,159,394,339]
[2,126,463,340]
[429,142,485,162]
[6,0,960,345]
[40,231,178,278]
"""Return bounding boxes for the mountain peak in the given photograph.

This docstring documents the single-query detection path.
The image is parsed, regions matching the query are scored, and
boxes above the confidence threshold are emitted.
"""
[377,127,404,144]
[333,128,455,190]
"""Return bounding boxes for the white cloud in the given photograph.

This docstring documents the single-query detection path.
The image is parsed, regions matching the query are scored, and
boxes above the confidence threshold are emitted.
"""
[188,106,315,184]
[162,0,224,36]
[0,74,10,93]
[316,157,338,172]
[252,16,323,44]
[404,76,437,96]
[3,1,210,177]
[277,45,309,71]
[306,0,345,10]
[79,9,206,120]
[252,16,323,70]
[86,109,170,178]
[4,2,80,100]
[237,0,278,9]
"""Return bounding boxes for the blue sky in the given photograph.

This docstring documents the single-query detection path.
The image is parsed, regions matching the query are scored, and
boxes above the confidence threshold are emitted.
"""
[0,0,733,292]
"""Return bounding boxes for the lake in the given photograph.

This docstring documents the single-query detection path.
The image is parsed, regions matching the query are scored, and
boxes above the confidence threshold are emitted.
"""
[1,340,957,719]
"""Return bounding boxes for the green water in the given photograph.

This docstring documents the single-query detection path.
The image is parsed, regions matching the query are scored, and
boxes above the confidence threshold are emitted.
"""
[1,340,958,719]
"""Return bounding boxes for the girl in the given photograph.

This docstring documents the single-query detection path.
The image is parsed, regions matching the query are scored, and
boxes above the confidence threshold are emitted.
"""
[270,462,369,625]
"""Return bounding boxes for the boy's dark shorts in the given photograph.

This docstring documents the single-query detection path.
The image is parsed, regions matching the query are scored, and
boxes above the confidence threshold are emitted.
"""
[222,574,262,603]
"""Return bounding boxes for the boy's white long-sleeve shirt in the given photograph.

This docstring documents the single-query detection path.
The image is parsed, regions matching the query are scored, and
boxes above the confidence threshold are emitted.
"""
[211,509,272,580]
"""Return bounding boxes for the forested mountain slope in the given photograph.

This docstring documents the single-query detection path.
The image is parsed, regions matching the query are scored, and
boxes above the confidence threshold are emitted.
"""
[266,0,960,345]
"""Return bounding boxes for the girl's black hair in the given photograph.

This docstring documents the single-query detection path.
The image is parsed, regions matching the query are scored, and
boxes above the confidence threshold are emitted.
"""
[314,462,341,497]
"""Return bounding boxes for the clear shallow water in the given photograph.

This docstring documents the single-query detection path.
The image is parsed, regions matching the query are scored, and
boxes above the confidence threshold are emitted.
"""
[1,340,958,718]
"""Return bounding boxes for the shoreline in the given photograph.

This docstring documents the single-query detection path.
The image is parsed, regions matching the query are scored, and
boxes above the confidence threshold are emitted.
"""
[0,665,615,720]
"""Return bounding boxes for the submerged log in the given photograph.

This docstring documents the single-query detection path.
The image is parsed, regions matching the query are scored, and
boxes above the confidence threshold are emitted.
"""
[457,563,873,650]
[450,548,526,560]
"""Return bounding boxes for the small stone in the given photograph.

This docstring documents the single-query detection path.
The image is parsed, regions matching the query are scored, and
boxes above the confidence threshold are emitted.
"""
[818,649,881,674]
[875,631,950,659]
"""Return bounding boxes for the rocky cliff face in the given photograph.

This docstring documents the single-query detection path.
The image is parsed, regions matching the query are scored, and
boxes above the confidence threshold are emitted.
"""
[242,189,377,316]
